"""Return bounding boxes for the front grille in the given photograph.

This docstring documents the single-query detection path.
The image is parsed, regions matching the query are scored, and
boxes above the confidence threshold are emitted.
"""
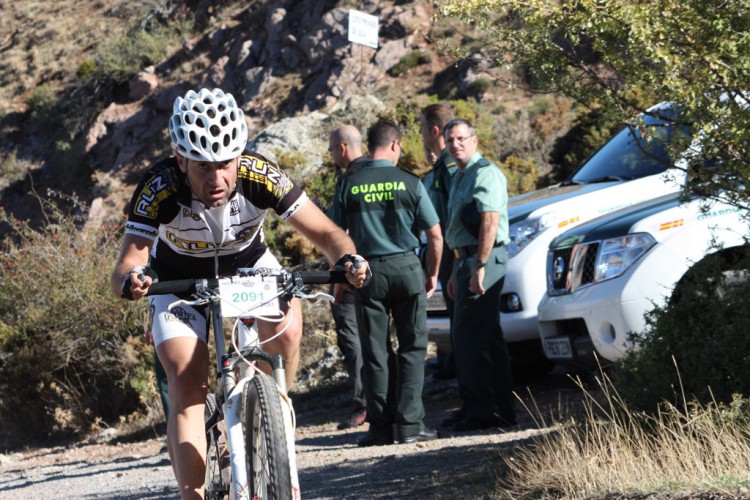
[548,242,601,294]
[571,242,600,291]
[547,247,572,295]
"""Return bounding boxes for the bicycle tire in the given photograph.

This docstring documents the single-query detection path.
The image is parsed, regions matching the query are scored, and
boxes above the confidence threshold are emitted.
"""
[204,393,229,500]
[243,373,293,500]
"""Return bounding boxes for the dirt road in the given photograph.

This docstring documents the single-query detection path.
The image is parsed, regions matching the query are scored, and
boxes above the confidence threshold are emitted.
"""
[0,371,584,499]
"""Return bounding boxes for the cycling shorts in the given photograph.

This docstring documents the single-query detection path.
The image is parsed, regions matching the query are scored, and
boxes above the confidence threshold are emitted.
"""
[149,250,282,347]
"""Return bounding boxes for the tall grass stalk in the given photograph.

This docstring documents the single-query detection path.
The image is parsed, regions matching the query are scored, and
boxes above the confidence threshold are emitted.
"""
[505,369,750,498]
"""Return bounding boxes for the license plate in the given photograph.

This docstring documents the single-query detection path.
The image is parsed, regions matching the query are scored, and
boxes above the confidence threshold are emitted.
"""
[544,337,573,359]
[426,292,447,312]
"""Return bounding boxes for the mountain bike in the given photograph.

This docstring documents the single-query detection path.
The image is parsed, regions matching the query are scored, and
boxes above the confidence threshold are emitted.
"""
[146,266,347,500]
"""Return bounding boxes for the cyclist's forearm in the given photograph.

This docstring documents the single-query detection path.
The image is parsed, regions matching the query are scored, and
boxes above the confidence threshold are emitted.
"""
[320,228,358,265]
[111,234,153,299]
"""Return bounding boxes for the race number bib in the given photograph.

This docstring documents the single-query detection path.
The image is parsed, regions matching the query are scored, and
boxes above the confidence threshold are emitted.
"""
[218,276,281,318]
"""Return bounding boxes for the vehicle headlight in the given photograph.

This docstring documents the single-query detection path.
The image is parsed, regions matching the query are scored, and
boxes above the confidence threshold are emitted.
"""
[507,214,553,258]
[594,233,656,282]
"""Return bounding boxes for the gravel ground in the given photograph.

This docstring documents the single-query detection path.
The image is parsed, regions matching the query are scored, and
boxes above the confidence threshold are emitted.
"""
[0,369,585,499]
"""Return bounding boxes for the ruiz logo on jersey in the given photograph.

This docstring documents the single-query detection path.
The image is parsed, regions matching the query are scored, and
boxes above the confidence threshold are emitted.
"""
[134,175,170,218]
[230,199,240,216]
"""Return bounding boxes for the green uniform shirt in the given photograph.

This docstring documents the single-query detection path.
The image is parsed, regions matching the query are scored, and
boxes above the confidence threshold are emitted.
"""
[331,159,439,257]
[446,152,509,249]
[326,155,369,218]
[424,149,457,233]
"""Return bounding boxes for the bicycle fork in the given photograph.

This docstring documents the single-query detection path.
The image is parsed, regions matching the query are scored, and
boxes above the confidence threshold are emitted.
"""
[224,374,251,500]
[220,348,292,500]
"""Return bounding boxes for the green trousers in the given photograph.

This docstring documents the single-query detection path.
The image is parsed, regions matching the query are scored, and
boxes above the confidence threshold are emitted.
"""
[451,245,516,424]
[356,252,427,441]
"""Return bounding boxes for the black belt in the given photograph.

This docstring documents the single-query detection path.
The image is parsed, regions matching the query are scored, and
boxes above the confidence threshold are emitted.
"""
[452,242,503,260]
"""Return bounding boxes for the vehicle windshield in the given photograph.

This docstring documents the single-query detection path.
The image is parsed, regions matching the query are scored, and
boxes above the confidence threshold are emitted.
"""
[569,113,684,184]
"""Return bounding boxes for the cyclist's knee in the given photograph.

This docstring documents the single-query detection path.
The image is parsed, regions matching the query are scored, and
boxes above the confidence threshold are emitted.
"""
[259,299,303,351]
[169,372,207,409]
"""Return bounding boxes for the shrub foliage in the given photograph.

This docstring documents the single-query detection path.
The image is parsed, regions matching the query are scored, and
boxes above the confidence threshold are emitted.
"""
[613,247,750,413]
[0,197,151,443]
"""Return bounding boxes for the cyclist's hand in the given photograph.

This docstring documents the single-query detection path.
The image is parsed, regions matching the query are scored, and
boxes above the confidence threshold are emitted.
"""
[121,266,155,301]
[335,254,371,289]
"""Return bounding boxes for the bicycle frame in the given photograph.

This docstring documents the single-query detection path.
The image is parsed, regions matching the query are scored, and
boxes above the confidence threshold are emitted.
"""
[148,267,346,499]
[201,283,300,499]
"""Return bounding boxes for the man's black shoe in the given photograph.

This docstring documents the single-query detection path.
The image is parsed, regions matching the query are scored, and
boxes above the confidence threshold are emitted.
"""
[357,432,394,447]
[400,427,439,444]
[453,417,517,432]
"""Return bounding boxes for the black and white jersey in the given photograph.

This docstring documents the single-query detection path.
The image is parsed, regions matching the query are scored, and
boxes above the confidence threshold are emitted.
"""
[124,153,307,279]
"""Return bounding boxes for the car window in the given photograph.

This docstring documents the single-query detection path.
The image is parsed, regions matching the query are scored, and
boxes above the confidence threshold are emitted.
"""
[571,114,684,184]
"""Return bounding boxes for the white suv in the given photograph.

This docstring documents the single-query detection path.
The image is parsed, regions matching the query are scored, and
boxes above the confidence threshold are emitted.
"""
[427,103,686,378]
[537,192,748,369]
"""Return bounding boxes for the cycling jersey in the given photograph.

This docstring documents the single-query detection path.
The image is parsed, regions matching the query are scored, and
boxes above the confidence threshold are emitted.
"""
[124,153,307,279]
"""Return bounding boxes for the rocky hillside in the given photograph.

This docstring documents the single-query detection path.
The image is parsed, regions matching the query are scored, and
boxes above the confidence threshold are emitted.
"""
[0,0,570,229]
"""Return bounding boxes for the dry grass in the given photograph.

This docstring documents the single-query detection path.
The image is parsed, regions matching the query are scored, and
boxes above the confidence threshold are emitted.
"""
[0,1,133,113]
[504,371,750,499]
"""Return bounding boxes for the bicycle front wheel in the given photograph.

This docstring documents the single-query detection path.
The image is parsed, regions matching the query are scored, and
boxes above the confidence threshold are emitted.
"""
[243,373,293,500]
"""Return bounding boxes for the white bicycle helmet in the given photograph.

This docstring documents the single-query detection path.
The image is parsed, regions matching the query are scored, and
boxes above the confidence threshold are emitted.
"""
[169,88,248,162]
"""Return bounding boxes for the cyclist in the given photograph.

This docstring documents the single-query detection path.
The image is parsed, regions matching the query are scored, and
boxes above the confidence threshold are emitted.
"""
[110,87,370,499]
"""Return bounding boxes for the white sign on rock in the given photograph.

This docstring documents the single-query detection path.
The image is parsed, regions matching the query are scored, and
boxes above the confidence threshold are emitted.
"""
[348,10,379,49]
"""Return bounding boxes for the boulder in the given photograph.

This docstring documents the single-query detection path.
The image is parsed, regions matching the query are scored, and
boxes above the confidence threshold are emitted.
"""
[128,70,159,101]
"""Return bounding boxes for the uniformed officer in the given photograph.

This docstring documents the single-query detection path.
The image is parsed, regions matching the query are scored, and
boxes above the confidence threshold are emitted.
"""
[443,118,517,432]
[327,125,369,429]
[420,103,458,379]
[330,119,443,446]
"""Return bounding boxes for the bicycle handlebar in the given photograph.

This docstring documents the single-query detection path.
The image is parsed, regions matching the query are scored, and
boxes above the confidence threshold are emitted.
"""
[145,269,349,297]
[147,279,202,296]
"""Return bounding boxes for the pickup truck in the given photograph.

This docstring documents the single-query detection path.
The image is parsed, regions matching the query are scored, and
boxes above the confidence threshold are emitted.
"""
[427,102,687,378]
[537,192,748,370]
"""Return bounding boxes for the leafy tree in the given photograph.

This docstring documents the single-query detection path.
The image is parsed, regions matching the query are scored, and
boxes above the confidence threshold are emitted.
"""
[437,0,750,209]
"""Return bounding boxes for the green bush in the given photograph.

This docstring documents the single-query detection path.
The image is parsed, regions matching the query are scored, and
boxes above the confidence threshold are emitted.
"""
[390,50,431,76]
[26,84,60,117]
[93,20,190,85]
[467,78,492,99]
[0,197,151,443]
[76,60,98,80]
[305,166,338,210]
[502,155,540,197]
[0,150,33,187]
[613,247,750,413]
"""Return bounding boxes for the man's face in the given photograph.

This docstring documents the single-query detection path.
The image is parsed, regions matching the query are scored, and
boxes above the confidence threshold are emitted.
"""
[178,155,239,208]
[444,123,478,167]
[328,136,347,169]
